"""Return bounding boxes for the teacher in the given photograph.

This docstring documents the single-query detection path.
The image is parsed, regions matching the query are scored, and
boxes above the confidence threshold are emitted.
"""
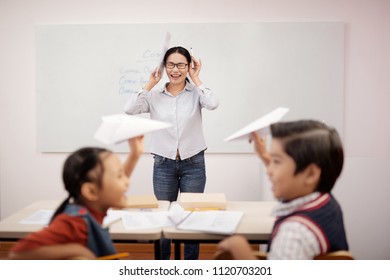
[124,46,219,259]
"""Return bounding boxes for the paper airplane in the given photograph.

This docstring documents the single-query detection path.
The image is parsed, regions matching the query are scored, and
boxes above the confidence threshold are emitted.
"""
[94,114,172,145]
[155,31,171,76]
[224,107,289,142]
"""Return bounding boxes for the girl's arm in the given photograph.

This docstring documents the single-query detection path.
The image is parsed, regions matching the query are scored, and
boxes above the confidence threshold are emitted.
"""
[9,243,95,260]
[123,136,144,177]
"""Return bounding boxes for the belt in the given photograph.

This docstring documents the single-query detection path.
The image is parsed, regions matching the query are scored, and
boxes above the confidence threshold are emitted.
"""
[176,150,181,161]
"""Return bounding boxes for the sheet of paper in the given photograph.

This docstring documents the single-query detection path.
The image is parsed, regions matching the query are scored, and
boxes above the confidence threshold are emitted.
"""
[19,210,54,225]
[121,211,175,230]
[224,107,289,142]
[167,203,191,225]
[155,32,171,76]
[94,114,172,145]
[103,209,127,228]
[176,210,244,235]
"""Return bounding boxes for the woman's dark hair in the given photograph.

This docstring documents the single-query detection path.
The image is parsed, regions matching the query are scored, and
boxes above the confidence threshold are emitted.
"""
[163,46,191,83]
[270,120,344,193]
[50,147,110,223]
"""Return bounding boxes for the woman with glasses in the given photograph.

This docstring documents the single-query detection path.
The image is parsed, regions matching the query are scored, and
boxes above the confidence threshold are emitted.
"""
[124,46,219,260]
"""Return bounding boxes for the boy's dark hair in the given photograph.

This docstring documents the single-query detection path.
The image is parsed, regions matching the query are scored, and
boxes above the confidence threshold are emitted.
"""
[50,147,110,223]
[270,120,344,193]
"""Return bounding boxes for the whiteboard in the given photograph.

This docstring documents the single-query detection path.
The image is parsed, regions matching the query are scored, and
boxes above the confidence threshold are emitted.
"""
[36,23,344,153]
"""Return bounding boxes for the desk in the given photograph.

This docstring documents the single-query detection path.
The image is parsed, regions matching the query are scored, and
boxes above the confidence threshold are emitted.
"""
[0,200,170,259]
[163,201,277,260]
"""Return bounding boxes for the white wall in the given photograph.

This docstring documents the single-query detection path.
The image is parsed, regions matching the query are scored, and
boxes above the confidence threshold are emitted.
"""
[1,0,389,259]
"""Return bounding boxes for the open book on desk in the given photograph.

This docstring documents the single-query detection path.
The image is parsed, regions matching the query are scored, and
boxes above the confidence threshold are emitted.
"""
[168,204,243,235]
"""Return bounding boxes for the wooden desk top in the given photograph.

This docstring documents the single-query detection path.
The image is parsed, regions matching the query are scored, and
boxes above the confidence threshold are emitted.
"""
[0,200,170,241]
[1,200,276,242]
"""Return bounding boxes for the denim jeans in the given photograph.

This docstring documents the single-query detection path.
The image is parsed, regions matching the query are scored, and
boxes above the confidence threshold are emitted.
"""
[153,151,206,260]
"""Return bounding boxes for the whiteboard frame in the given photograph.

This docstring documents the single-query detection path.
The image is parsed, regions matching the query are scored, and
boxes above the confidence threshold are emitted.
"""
[36,22,344,153]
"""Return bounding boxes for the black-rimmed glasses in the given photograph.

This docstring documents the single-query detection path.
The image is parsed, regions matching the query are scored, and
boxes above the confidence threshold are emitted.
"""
[165,62,188,69]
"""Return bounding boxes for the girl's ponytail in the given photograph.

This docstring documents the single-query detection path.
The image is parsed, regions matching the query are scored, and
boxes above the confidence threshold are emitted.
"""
[50,147,109,223]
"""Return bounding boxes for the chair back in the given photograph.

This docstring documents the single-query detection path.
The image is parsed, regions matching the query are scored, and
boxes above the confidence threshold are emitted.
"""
[314,250,354,260]
[214,250,354,260]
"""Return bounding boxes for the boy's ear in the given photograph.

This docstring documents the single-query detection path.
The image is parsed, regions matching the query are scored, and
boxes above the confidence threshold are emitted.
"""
[80,182,99,201]
[304,163,321,187]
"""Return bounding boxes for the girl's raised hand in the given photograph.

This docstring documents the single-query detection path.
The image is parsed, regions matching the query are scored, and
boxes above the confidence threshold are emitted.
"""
[124,135,144,177]
[128,135,144,158]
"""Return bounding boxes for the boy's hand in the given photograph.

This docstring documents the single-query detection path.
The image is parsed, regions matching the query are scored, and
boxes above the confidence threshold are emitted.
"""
[250,132,270,165]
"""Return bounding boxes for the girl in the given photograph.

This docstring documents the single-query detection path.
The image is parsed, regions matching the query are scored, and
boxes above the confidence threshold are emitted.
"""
[124,46,219,259]
[9,136,144,259]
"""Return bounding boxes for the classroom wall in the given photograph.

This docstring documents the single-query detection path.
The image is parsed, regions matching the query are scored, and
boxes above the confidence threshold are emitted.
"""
[0,0,389,259]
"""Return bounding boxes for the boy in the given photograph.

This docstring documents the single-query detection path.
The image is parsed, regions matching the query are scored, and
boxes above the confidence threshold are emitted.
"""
[218,120,349,259]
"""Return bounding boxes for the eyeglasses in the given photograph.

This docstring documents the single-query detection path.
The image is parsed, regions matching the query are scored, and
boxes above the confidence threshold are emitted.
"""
[165,62,188,69]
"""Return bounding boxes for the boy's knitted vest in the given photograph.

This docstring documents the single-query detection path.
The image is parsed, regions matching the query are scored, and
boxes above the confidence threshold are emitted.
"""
[64,204,117,257]
[267,193,349,254]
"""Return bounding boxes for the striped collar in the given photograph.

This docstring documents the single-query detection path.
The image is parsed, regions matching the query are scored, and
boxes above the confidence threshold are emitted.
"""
[272,192,329,217]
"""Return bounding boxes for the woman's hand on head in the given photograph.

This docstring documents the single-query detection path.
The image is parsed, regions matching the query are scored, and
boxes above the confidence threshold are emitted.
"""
[144,67,162,91]
[189,56,202,86]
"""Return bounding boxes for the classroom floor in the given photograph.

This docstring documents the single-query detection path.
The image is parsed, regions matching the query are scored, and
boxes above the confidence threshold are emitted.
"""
[1,242,258,260]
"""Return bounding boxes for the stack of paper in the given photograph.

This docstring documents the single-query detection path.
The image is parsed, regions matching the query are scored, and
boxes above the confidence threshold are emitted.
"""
[155,31,171,75]
[125,194,159,209]
[94,114,172,145]
[178,193,227,210]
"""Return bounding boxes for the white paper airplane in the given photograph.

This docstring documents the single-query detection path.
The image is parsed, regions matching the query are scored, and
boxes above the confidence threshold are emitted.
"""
[224,107,290,142]
[155,31,171,76]
[94,114,172,145]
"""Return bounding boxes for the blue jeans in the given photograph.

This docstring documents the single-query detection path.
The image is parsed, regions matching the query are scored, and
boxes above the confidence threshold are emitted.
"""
[153,151,206,260]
